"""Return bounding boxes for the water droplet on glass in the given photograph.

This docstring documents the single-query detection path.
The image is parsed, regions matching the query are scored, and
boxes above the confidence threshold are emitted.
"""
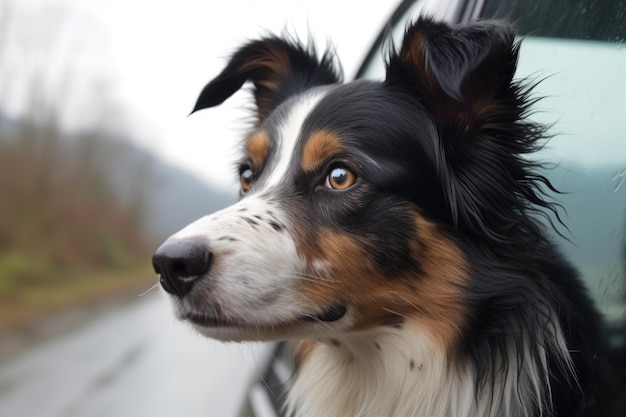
[612,169,625,192]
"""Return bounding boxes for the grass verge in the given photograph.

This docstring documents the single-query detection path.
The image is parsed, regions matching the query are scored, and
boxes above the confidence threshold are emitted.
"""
[0,263,157,334]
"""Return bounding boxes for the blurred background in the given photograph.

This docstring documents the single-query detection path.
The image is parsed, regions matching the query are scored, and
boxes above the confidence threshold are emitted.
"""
[0,0,398,415]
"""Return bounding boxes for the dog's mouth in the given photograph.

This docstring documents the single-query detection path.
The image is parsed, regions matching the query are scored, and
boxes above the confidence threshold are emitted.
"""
[185,309,231,328]
[184,302,347,328]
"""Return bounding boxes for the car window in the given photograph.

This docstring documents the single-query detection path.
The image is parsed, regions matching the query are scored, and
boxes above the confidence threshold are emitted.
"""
[479,0,626,347]
[356,0,426,80]
[482,0,626,41]
[355,0,478,80]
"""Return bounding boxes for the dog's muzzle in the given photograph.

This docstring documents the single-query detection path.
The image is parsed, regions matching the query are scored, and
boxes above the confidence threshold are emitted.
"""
[152,240,212,297]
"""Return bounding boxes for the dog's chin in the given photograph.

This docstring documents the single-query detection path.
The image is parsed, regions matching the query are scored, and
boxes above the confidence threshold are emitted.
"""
[180,303,350,342]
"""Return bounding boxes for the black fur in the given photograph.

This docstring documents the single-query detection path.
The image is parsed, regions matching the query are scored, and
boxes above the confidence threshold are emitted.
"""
[382,18,613,416]
[191,17,614,417]
[192,37,342,123]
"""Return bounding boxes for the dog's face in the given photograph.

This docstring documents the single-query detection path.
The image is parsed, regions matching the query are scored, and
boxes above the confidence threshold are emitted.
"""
[154,82,467,344]
[153,18,532,347]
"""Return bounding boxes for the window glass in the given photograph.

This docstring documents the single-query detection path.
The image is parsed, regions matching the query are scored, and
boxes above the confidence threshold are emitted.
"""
[479,0,626,346]
[483,0,626,41]
[357,1,426,80]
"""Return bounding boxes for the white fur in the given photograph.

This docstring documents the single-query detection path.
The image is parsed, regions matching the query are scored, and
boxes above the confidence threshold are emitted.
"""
[265,90,327,188]
[286,319,574,417]
[168,194,355,341]
[169,195,306,339]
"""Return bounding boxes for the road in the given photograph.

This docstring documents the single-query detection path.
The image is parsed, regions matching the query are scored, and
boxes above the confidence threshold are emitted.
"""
[0,290,273,417]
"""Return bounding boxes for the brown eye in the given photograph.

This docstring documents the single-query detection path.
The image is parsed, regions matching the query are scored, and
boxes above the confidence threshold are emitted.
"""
[325,167,357,190]
[240,168,253,193]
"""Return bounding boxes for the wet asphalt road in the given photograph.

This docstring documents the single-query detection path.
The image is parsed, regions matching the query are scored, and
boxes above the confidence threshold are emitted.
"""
[0,292,272,417]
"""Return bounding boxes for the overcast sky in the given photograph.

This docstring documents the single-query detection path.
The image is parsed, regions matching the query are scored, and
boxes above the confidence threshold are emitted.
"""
[2,0,399,190]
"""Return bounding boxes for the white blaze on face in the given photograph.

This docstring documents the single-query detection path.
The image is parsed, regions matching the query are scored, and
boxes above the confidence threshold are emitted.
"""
[263,91,328,189]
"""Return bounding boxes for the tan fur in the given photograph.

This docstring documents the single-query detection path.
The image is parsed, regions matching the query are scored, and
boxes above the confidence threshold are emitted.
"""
[301,130,342,173]
[245,131,271,168]
[294,213,468,350]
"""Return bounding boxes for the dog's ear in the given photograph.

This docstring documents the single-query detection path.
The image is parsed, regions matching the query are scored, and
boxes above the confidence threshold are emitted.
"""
[387,18,554,240]
[192,37,342,124]
[386,17,518,140]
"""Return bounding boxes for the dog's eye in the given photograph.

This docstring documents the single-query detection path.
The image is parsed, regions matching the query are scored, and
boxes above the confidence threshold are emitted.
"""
[240,167,254,193]
[325,167,357,190]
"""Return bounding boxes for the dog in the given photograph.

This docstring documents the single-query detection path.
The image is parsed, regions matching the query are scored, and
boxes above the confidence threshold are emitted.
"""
[152,17,613,417]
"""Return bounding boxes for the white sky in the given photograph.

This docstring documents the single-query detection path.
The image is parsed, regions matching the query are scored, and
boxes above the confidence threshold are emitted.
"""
[5,0,622,189]
[2,0,399,191]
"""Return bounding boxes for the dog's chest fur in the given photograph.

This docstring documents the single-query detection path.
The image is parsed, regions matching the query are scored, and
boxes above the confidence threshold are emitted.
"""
[286,323,565,417]
[286,328,462,417]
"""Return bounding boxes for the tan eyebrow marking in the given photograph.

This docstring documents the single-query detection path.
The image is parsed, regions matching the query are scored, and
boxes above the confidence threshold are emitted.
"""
[301,130,342,173]
[245,131,271,167]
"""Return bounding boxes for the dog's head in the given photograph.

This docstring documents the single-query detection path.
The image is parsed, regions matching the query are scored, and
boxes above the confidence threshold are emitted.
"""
[153,17,548,346]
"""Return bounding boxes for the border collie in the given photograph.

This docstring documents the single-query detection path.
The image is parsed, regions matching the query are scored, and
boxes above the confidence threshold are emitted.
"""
[152,17,612,417]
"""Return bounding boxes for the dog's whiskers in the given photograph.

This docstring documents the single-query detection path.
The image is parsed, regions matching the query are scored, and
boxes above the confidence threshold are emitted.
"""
[395,296,424,314]
[138,283,161,297]
[290,272,335,288]
[382,307,411,321]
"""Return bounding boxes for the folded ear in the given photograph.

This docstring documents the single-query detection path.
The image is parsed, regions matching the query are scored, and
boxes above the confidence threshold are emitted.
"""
[386,17,555,241]
[386,17,518,138]
[192,37,342,124]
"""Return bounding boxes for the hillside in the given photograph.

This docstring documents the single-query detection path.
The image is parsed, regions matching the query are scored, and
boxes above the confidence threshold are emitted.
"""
[0,113,235,332]
[143,154,237,241]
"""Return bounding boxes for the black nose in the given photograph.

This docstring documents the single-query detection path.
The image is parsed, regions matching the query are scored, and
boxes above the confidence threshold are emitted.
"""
[152,240,212,297]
